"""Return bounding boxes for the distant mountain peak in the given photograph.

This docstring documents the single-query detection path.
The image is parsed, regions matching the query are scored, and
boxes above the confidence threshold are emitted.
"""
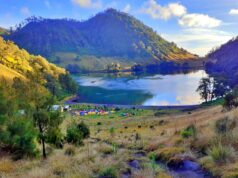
[105,8,118,13]
[5,9,197,71]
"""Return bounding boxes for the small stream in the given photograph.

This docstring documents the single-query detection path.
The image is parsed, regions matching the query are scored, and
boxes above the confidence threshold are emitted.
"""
[159,160,212,178]
[124,152,213,178]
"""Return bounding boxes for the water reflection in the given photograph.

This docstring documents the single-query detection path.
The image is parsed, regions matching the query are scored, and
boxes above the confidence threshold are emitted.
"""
[73,70,207,106]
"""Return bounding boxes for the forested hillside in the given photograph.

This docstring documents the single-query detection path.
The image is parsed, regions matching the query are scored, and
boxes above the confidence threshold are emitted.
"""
[0,37,77,98]
[5,9,198,71]
[206,37,238,86]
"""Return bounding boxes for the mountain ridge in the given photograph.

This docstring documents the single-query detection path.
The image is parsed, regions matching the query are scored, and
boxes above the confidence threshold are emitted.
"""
[5,8,198,72]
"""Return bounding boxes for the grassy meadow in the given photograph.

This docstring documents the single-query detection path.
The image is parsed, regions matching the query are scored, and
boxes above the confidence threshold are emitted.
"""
[1,103,238,178]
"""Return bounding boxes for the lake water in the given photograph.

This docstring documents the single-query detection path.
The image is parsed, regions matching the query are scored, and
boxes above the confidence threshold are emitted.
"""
[73,70,207,106]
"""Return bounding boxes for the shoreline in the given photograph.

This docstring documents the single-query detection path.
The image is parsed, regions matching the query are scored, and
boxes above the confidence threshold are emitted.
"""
[65,97,201,110]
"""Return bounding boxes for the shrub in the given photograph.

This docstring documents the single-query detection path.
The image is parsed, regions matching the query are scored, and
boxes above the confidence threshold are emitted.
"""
[98,167,117,178]
[190,136,210,155]
[180,124,196,138]
[97,122,102,126]
[215,117,236,135]
[66,122,90,145]
[77,122,90,138]
[109,127,115,137]
[0,118,38,158]
[209,143,236,164]
[66,125,83,145]
[156,147,184,162]
[46,127,64,148]
[223,93,237,110]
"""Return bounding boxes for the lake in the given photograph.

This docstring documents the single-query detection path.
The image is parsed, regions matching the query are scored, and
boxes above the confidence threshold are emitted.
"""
[72,70,207,106]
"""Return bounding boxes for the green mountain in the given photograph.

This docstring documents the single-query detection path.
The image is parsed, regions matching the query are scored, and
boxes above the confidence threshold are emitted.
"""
[5,9,198,72]
[206,37,238,86]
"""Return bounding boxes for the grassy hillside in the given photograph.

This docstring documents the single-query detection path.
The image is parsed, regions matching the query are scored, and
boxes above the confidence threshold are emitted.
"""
[5,9,198,71]
[0,104,237,178]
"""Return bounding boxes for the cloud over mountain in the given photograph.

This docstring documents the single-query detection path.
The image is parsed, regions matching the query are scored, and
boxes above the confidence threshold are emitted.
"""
[178,14,221,28]
[141,0,186,20]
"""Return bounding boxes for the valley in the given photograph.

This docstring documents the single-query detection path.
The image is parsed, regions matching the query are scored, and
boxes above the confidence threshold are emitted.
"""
[1,3,238,178]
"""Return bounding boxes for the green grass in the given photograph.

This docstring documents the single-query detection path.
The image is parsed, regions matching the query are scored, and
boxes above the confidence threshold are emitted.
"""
[201,98,225,107]
[53,52,136,71]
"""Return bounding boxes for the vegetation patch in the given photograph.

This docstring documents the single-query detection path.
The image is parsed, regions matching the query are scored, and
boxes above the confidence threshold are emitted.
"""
[154,147,185,162]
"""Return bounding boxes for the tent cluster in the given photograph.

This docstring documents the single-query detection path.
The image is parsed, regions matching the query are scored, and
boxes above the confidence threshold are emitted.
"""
[73,109,115,116]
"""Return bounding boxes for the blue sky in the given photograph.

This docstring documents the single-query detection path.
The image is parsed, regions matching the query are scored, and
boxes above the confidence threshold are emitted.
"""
[1,0,238,56]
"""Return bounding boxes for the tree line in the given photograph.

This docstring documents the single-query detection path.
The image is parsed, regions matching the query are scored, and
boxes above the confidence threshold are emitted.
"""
[197,74,238,110]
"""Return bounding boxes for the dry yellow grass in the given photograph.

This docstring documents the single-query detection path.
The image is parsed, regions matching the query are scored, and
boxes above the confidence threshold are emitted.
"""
[1,105,237,178]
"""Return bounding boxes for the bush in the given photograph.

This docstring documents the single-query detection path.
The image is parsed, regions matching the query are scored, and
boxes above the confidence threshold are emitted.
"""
[156,147,185,162]
[180,124,196,138]
[0,118,38,158]
[46,127,64,148]
[66,122,90,145]
[78,122,90,138]
[98,167,117,178]
[66,125,83,145]
[215,117,236,135]
[223,93,237,110]
[209,143,235,164]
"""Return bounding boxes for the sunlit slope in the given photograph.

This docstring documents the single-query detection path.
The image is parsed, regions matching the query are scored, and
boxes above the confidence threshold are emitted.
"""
[0,37,65,82]
[0,64,25,80]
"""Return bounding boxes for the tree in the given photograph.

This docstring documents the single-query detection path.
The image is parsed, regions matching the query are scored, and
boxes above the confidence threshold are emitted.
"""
[33,110,49,158]
[33,109,63,158]
[66,122,90,146]
[223,86,238,110]
[223,93,237,110]
[0,84,38,158]
[197,77,213,102]
[32,93,64,158]
[59,73,78,94]
[213,75,230,98]
[1,118,38,158]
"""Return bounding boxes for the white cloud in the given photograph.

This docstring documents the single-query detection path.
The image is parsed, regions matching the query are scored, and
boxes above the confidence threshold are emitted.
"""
[123,4,131,13]
[141,0,186,20]
[141,0,222,29]
[229,9,238,15]
[71,0,102,9]
[178,13,221,28]
[162,28,233,56]
[20,7,30,16]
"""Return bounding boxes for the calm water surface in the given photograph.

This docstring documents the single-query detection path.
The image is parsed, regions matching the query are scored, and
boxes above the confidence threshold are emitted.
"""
[73,70,207,106]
